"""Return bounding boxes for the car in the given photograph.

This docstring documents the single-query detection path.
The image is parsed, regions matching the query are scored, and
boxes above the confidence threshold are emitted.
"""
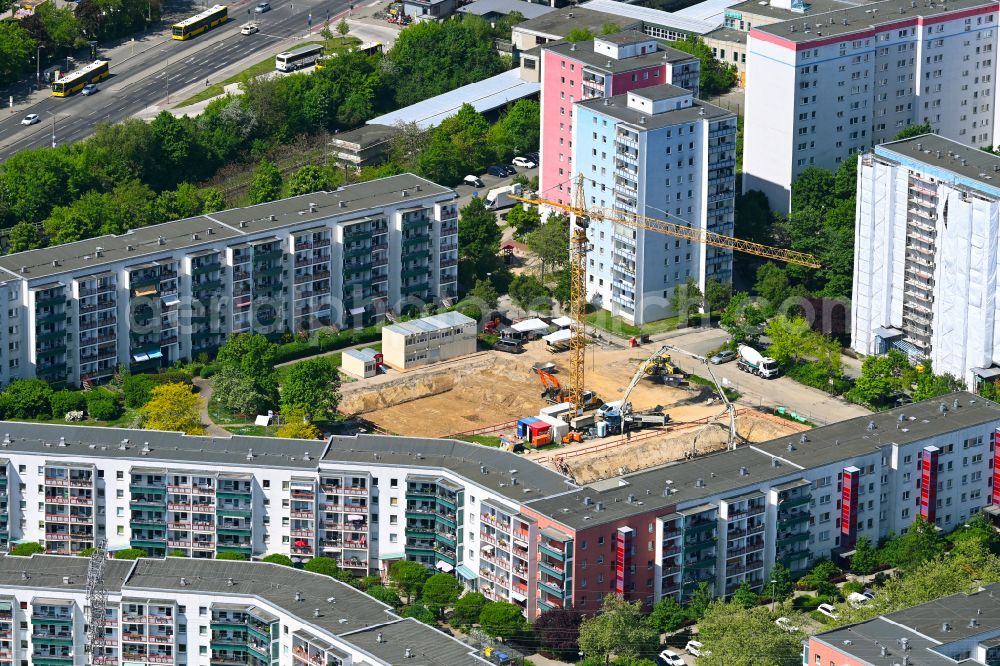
[512,156,536,168]
[862,589,877,600]
[684,640,709,657]
[709,349,737,365]
[254,2,270,12]
[658,649,685,666]
[503,164,517,175]
[20,113,39,126]
[525,150,539,163]
[241,22,259,34]
[463,174,484,188]
[485,165,508,177]
[775,617,800,633]
[817,603,840,619]
[81,84,98,96]
[848,592,871,608]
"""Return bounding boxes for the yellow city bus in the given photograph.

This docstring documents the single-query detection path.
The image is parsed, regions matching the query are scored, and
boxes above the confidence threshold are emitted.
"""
[51,60,110,97]
[315,42,383,70]
[172,5,228,40]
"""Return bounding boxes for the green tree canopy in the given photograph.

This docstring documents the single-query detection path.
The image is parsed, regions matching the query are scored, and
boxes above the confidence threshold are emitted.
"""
[879,518,945,571]
[420,572,462,618]
[731,580,760,609]
[698,601,803,666]
[506,204,541,237]
[304,556,351,581]
[388,560,430,604]
[279,357,340,419]
[248,160,283,204]
[895,123,932,140]
[646,596,687,633]
[768,563,794,603]
[3,379,53,419]
[479,601,528,641]
[668,35,737,96]
[261,553,294,566]
[526,213,569,280]
[451,592,488,628]
[719,292,767,346]
[578,595,659,664]
[670,276,703,319]
[366,585,402,607]
[534,609,581,660]
[851,536,880,575]
[458,196,503,286]
[509,274,550,312]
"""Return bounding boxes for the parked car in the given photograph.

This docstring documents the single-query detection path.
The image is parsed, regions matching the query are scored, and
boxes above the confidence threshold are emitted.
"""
[817,603,840,619]
[775,617,800,632]
[241,22,260,34]
[21,113,39,126]
[485,165,508,177]
[685,640,709,657]
[848,592,872,608]
[862,589,877,600]
[709,349,737,364]
[512,155,536,168]
[525,150,539,163]
[81,83,98,96]
[254,2,271,12]
[463,174,484,188]
[658,649,685,666]
[503,164,517,175]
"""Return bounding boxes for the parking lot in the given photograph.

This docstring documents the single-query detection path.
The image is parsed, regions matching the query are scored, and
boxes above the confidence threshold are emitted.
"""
[452,163,539,210]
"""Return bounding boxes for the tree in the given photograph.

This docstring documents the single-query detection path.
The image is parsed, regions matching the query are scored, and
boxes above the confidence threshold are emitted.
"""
[213,368,273,418]
[488,99,540,162]
[601,22,621,34]
[367,585,402,607]
[578,595,659,665]
[9,542,44,556]
[140,383,204,435]
[509,274,550,313]
[279,357,340,419]
[670,276,703,319]
[731,580,760,609]
[336,17,350,44]
[216,552,248,561]
[287,165,334,196]
[719,292,767,346]
[248,160,283,204]
[276,406,322,439]
[304,556,351,580]
[698,602,803,666]
[506,204,541,236]
[846,349,911,408]
[534,609,581,659]
[450,592,487,628]
[457,197,502,285]
[467,278,499,310]
[802,560,839,590]
[566,27,594,42]
[951,512,1000,556]
[8,221,41,253]
[122,374,155,409]
[50,390,86,420]
[668,35,737,96]
[216,333,279,399]
[479,601,527,641]
[86,389,122,421]
[420,572,462,618]
[402,603,437,625]
[705,278,731,314]
[879,518,945,571]
[768,563,794,603]
[262,553,294,566]
[911,359,965,401]
[850,536,879,574]
[685,581,714,620]
[4,379,53,419]
[526,214,569,281]
[0,21,35,84]
[113,548,149,560]
[646,596,687,633]
[388,560,430,604]
[895,122,932,140]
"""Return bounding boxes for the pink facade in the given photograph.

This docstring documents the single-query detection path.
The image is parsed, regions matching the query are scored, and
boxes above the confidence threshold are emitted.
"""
[806,638,868,666]
[539,47,667,207]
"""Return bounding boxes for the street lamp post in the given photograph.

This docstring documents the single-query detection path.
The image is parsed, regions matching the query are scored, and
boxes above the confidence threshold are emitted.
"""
[770,578,777,612]
[45,111,57,148]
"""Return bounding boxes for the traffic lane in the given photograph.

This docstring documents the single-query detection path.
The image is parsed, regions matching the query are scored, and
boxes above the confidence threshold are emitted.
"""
[0,0,346,158]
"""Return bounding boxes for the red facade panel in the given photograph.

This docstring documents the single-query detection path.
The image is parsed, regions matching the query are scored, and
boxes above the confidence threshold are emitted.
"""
[920,447,939,523]
[841,467,860,550]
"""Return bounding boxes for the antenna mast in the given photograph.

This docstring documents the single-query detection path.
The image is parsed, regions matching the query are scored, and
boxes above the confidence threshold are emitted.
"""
[86,538,108,664]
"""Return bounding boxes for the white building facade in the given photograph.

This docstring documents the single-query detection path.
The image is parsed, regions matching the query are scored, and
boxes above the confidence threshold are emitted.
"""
[572,85,737,323]
[0,174,458,388]
[380,311,477,370]
[743,0,1000,213]
[852,135,1000,387]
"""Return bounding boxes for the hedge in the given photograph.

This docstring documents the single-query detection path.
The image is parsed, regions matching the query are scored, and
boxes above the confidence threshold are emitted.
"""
[273,326,382,365]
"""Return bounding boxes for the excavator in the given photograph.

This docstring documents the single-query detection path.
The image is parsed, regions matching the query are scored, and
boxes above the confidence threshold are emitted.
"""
[644,354,688,386]
[534,369,600,408]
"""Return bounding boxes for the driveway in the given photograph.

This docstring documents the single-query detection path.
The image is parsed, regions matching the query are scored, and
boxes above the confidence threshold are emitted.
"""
[192,377,232,437]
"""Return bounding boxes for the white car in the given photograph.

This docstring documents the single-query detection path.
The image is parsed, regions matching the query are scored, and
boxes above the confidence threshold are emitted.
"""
[775,617,800,632]
[685,640,710,657]
[21,113,39,126]
[847,592,871,608]
[462,174,484,188]
[658,649,685,666]
[817,603,840,619]
[81,83,98,96]
[512,155,536,168]
[240,22,259,34]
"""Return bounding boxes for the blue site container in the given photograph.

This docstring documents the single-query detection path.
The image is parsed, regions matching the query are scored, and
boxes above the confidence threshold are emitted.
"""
[517,417,540,439]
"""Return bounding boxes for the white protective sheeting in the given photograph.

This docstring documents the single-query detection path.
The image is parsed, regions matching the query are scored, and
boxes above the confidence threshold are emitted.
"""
[552,316,573,328]
[542,329,572,344]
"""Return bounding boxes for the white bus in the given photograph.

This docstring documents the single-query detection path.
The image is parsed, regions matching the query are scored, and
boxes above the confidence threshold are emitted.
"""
[275,44,324,72]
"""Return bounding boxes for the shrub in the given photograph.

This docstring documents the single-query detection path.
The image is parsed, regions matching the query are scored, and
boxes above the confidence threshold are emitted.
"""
[216,552,248,561]
[113,548,148,560]
[51,390,87,419]
[149,369,193,386]
[86,390,122,421]
[261,553,294,567]
[3,379,53,419]
[200,364,219,379]
[841,580,864,595]
[189,363,204,377]
[123,374,155,408]
[65,410,85,422]
[168,550,187,557]
[10,542,45,556]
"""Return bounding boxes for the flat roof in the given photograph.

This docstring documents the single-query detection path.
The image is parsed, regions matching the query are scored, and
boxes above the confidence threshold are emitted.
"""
[367,70,539,130]
[0,174,453,283]
[576,92,734,130]
[729,0,868,22]
[513,6,639,38]
[582,0,721,33]
[544,38,698,72]
[752,0,995,43]
[383,311,474,336]
[874,134,1000,199]
[630,83,693,101]
[457,0,554,18]
[0,555,134,593]
[330,124,396,150]
[703,26,747,43]
[673,0,744,23]
[343,348,380,362]
[344,619,490,665]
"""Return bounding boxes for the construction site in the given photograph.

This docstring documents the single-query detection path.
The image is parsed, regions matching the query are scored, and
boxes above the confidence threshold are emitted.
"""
[338,338,806,483]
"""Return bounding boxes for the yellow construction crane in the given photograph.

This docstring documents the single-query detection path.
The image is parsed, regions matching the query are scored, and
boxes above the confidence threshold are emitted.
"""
[514,174,820,416]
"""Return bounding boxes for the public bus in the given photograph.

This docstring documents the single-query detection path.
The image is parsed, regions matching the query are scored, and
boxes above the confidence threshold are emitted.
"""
[314,42,382,70]
[51,60,110,97]
[275,44,324,72]
[172,5,228,40]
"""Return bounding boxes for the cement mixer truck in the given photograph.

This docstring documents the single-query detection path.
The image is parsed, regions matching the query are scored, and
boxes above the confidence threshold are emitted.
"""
[737,345,780,379]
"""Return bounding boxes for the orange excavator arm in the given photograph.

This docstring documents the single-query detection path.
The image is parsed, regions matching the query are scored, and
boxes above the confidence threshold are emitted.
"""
[535,369,561,392]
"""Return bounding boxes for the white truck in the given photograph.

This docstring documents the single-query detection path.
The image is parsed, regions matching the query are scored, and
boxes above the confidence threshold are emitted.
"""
[484,183,523,211]
[737,344,780,378]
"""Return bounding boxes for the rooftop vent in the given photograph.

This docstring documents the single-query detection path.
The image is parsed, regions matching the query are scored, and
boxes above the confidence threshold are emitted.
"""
[141,442,151,455]
[294,592,303,601]
[313,608,321,618]
[583,496,593,506]
[401,190,409,197]
[227,577,235,586]
[953,398,960,409]
[627,493,636,503]
[59,436,65,446]
[942,622,951,632]
[126,245,135,251]
[377,632,384,644]
[595,501,605,511]
[309,203,317,213]
[95,247,104,258]
[800,433,808,444]
[405,648,413,659]
[916,143,922,151]
[969,618,979,628]
[771,458,780,468]
[739,466,749,476]
[339,201,347,208]
[158,236,165,246]
[568,11,574,16]
[570,43,577,51]
[51,260,59,267]
[939,402,948,415]
[246,449,254,462]
[180,577,188,586]
[880,646,888,657]
[207,228,214,235]
[900,638,910,651]
[787,443,795,453]
[63,576,71,585]
[191,234,199,241]
[239,221,248,228]
[695,478,705,488]
[20,572,28,581]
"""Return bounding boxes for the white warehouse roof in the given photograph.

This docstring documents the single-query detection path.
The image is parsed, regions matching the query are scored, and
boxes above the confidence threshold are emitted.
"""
[367,70,540,130]
[581,0,721,34]
[672,0,743,24]
[383,311,475,336]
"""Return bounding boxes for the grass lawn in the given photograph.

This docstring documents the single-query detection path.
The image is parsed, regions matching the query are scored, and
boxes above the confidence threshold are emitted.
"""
[456,435,503,447]
[208,396,254,426]
[224,424,278,436]
[688,373,741,402]
[584,310,705,338]
[177,36,361,107]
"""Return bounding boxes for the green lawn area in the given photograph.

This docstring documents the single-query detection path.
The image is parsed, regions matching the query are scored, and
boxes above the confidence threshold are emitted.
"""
[176,36,361,107]
[456,435,503,447]
[273,343,381,384]
[585,310,704,338]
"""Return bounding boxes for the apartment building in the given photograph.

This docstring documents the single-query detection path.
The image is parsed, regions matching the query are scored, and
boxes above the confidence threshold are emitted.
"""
[380,311,477,370]
[743,0,1000,213]
[0,174,458,388]
[0,555,488,666]
[852,135,1000,388]
[807,582,1000,666]
[571,85,737,323]
[537,32,701,207]
[0,391,997,621]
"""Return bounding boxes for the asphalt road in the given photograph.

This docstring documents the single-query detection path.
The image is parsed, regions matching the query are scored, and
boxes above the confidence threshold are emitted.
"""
[0,0,350,160]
